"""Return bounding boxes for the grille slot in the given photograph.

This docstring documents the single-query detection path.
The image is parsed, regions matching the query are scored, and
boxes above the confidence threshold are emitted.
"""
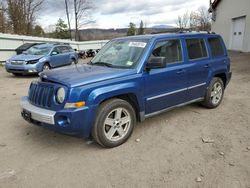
[28,83,54,108]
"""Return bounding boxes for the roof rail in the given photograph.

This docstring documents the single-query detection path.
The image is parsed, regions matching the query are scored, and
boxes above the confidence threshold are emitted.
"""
[178,30,216,34]
[50,42,70,46]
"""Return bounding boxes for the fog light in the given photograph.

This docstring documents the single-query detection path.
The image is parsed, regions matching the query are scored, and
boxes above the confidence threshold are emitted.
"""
[57,116,70,127]
[28,69,37,73]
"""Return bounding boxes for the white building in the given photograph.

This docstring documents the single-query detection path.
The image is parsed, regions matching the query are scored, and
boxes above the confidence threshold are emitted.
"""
[209,0,250,52]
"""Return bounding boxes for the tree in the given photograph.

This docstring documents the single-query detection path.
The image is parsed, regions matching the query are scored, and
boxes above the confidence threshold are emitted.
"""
[0,4,7,33]
[138,20,144,35]
[6,0,44,35]
[73,0,94,41]
[54,18,69,39]
[32,25,45,36]
[197,7,211,31]
[65,0,72,40]
[176,11,189,30]
[189,11,200,30]
[127,22,136,36]
[176,7,211,31]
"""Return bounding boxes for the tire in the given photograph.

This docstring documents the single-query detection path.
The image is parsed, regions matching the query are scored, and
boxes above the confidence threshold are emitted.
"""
[42,63,50,71]
[92,98,136,148]
[202,77,224,108]
[71,59,77,65]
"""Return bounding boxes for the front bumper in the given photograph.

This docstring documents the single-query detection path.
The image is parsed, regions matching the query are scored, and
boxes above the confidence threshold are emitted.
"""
[20,97,96,137]
[20,96,56,124]
[5,63,39,74]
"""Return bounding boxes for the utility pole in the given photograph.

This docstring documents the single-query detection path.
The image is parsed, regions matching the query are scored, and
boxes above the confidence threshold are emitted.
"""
[74,0,78,41]
[65,0,72,41]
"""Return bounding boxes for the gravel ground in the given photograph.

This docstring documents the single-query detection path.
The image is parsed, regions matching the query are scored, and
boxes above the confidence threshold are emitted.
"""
[0,52,249,188]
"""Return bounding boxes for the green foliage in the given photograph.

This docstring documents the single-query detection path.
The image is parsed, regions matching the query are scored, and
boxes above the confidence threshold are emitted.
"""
[32,25,45,37]
[54,18,69,39]
[138,20,144,35]
[127,22,136,36]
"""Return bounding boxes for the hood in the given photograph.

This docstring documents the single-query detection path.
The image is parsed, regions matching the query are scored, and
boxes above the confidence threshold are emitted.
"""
[40,64,137,87]
[10,54,44,61]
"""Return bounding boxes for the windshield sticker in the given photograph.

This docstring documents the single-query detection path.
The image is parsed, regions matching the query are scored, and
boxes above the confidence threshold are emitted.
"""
[126,61,133,66]
[128,42,147,48]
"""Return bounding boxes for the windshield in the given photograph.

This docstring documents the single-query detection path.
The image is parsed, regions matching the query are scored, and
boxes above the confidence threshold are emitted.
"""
[91,39,148,68]
[26,46,51,55]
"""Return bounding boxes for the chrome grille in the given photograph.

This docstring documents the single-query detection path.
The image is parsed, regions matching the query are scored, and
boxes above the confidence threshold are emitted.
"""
[28,83,54,108]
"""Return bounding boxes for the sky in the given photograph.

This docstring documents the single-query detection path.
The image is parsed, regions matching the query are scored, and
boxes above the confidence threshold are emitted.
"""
[38,0,209,31]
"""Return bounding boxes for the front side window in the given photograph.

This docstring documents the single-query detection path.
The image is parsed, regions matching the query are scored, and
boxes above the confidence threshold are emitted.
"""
[150,39,183,63]
[91,39,148,68]
[52,47,61,54]
[208,37,225,57]
[186,38,208,60]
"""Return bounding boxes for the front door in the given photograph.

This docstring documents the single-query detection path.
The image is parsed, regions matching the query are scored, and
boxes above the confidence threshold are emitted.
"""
[143,39,188,115]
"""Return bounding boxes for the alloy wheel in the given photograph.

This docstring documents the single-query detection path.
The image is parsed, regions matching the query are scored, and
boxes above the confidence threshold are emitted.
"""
[211,82,223,105]
[103,107,131,142]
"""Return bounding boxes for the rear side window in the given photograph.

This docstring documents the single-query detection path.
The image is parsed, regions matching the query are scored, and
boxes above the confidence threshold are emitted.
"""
[186,38,207,60]
[208,37,225,57]
[151,39,183,64]
[59,46,70,53]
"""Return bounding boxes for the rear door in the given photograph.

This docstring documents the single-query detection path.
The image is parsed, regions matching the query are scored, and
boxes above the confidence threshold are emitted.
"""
[143,38,188,115]
[60,46,71,65]
[184,37,210,101]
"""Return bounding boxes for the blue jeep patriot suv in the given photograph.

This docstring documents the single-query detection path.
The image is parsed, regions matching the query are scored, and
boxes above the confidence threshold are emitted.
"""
[5,43,78,75]
[20,33,232,148]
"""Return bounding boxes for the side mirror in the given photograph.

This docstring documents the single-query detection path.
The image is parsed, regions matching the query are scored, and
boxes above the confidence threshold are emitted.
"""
[145,57,166,70]
[51,51,58,56]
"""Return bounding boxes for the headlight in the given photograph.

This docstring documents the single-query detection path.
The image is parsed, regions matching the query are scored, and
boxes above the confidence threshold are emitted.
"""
[56,87,66,104]
[27,60,38,64]
[5,59,10,64]
[39,57,47,62]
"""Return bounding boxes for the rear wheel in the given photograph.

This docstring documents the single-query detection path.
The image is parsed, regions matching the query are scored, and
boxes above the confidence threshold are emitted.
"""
[92,99,136,148]
[202,77,224,108]
[71,59,77,65]
[42,63,50,71]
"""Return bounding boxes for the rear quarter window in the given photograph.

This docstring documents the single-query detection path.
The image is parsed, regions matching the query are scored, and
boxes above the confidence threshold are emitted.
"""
[186,38,208,60]
[208,37,225,57]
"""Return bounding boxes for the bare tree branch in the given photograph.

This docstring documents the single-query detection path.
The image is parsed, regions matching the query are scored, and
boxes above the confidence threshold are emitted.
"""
[74,0,94,41]
[6,0,44,35]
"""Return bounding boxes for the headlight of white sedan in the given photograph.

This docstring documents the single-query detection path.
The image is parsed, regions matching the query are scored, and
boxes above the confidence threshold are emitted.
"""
[56,87,66,104]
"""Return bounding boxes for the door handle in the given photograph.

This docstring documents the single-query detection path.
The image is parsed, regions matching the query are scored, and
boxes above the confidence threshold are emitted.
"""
[176,69,185,74]
[204,64,210,68]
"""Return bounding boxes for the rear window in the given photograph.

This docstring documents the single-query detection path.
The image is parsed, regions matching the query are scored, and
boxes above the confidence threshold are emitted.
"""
[186,38,208,60]
[208,37,225,57]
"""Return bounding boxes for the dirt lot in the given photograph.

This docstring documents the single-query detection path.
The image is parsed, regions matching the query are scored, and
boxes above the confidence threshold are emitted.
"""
[0,52,249,188]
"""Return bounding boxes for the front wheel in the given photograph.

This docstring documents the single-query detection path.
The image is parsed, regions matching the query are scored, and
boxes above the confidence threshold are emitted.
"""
[202,77,224,108]
[42,63,50,71]
[92,99,136,148]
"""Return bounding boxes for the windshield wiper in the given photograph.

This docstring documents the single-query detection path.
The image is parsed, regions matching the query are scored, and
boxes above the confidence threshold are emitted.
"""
[91,61,114,67]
